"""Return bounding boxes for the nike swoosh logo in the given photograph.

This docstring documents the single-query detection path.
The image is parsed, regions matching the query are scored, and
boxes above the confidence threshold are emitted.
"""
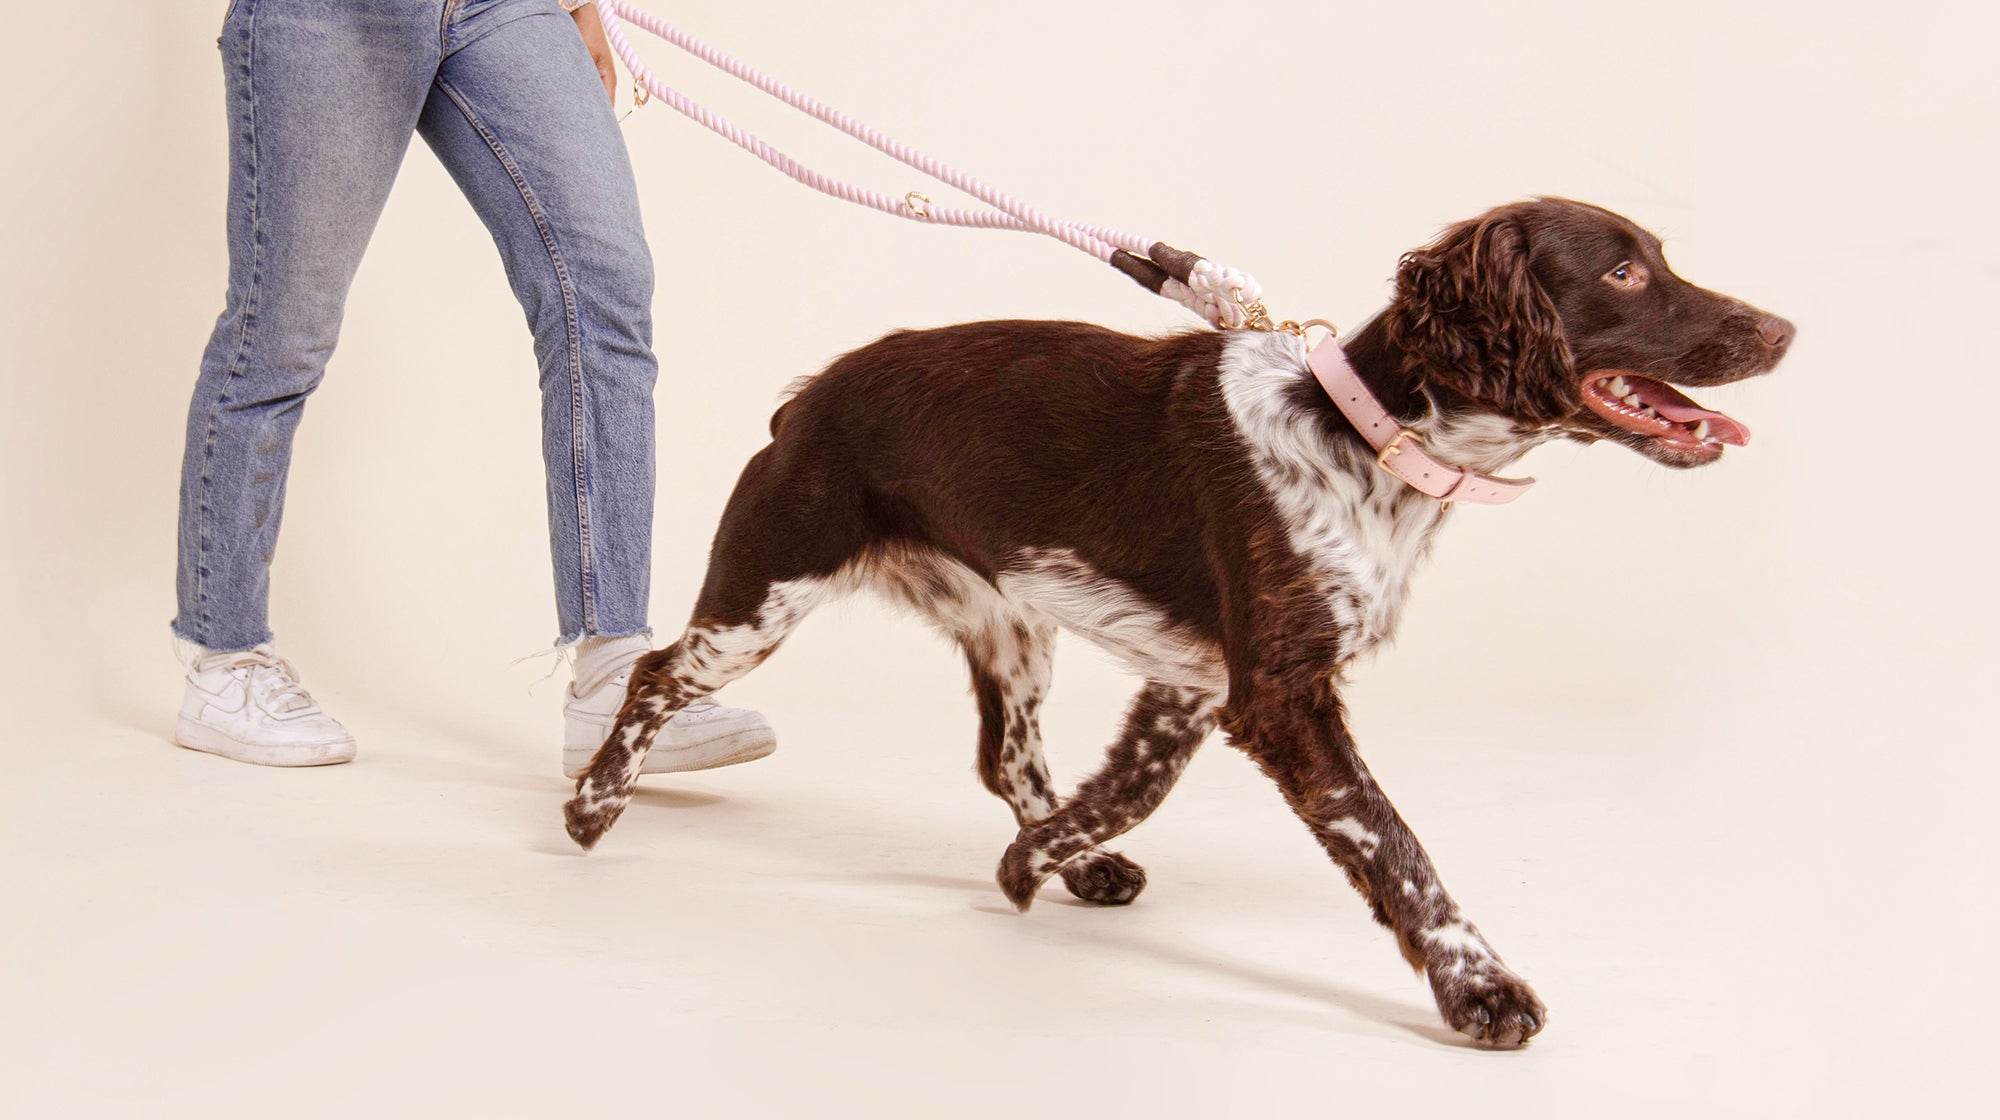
[187,680,248,715]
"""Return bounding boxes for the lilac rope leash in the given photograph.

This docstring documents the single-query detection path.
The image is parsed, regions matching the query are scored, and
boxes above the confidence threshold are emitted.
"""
[596,1,1269,329]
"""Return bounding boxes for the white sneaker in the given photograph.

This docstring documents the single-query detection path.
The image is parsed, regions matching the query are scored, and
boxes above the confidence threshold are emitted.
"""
[562,669,776,779]
[174,645,357,767]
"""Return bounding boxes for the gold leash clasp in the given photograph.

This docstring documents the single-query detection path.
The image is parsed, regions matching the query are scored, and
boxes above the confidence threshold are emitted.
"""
[618,78,651,123]
[1231,291,1276,332]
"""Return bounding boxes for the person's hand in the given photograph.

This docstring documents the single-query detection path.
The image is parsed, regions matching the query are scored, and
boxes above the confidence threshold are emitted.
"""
[571,3,617,106]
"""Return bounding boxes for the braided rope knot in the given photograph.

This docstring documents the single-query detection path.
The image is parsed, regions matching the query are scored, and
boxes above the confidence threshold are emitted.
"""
[1167,259,1264,329]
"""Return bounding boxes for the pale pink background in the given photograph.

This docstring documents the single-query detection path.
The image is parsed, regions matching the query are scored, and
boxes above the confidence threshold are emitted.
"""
[2,1,1993,1115]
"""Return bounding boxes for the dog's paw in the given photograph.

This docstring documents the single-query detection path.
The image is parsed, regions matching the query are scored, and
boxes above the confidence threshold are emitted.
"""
[997,823,1104,911]
[1060,849,1148,905]
[1431,962,1546,1049]
[995,838,1049,911]
[562,788,626,851]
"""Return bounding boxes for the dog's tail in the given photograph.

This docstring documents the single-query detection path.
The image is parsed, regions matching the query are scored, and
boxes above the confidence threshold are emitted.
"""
[769,330,923,437]
[769,373,818,436]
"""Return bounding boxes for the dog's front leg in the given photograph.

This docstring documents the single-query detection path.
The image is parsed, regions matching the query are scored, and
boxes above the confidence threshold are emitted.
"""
[1229,680,1546,1048]
[995,681,1222,909]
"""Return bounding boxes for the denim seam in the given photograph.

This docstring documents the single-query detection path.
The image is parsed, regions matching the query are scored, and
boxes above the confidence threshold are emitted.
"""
[437,0,461,56]
[191,0,265,647]
[433,74,599,634]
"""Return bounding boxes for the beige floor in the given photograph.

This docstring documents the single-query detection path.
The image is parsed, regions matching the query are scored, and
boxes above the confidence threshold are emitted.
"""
[4,613,1986,1118]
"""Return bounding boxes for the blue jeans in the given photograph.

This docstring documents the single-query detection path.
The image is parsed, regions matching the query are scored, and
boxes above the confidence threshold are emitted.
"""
[174,0,657,651]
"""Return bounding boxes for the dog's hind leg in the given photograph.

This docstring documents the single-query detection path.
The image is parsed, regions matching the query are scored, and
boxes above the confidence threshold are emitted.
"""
[563,445,862,851]
[966,615,1061,825]
[562,578,829,849]
[995,681,1221,910]
[964,618,1155,905]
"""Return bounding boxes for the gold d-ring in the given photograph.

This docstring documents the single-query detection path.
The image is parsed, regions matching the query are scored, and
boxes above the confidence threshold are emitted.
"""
[905,191,931,218]
[1278,317,1340,340]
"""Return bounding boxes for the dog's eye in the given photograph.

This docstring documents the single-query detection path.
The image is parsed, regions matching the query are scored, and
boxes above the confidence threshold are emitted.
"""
[1604,261,1649,291]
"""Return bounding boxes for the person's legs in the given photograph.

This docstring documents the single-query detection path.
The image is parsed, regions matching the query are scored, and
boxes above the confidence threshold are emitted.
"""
[418,2,772,776]
[418,0,657,645]
[171,0,445,766]
[174,0,443,651]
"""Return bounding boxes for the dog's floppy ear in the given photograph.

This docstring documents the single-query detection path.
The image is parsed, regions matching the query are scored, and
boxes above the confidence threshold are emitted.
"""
[1383,215,1576,423]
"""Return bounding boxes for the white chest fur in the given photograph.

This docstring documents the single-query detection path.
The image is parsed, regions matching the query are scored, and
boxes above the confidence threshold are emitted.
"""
[1217,331,1548,662]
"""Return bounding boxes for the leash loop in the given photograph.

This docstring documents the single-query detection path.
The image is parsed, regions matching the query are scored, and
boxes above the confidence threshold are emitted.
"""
[596,1,1275,329]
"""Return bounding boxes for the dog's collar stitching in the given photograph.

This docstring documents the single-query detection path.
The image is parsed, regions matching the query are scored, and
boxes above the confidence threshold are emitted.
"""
[1304,336,1536,506]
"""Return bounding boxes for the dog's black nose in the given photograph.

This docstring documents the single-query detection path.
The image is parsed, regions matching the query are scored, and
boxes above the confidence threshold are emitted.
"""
[1756,314,1795,352]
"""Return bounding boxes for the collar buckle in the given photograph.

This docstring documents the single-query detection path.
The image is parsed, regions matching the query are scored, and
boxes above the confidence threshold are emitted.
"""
[1376,428,1423,472]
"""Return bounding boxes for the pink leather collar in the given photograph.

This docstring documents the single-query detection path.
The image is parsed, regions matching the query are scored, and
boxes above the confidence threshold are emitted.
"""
[1304,335,1535,505]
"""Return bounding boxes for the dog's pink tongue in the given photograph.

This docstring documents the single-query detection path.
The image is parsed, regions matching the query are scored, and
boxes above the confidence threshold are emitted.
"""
[1632,379,1752,446]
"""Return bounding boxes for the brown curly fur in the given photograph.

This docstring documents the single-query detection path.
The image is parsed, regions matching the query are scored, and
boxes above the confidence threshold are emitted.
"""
[1382,210,1580,424]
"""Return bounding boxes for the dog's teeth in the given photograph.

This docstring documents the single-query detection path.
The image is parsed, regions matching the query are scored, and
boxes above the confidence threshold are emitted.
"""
[1608,377,1630,396]
[1622,393,1643,407]
[1693,420,1710,440]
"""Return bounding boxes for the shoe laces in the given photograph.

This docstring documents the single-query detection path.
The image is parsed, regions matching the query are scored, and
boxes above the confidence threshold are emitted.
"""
[210,647,320,715]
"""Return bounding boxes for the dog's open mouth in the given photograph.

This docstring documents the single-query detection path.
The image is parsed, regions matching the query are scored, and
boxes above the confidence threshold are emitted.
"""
[1580,372,1750,452]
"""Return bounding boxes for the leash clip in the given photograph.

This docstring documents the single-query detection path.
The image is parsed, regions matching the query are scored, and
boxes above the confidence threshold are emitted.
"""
[618,78,652,123]
[1231,291,1275,332]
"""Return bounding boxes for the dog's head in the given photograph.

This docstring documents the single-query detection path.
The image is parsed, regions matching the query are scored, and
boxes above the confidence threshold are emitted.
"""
[1381,198,1793,467]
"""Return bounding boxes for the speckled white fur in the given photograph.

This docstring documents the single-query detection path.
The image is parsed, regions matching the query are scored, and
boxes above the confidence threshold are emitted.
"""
[1217,329,1554,663]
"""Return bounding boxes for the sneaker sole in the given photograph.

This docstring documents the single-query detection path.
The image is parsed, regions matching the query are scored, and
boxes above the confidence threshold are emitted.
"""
[173,718,357,768]
[562,727,776,780]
